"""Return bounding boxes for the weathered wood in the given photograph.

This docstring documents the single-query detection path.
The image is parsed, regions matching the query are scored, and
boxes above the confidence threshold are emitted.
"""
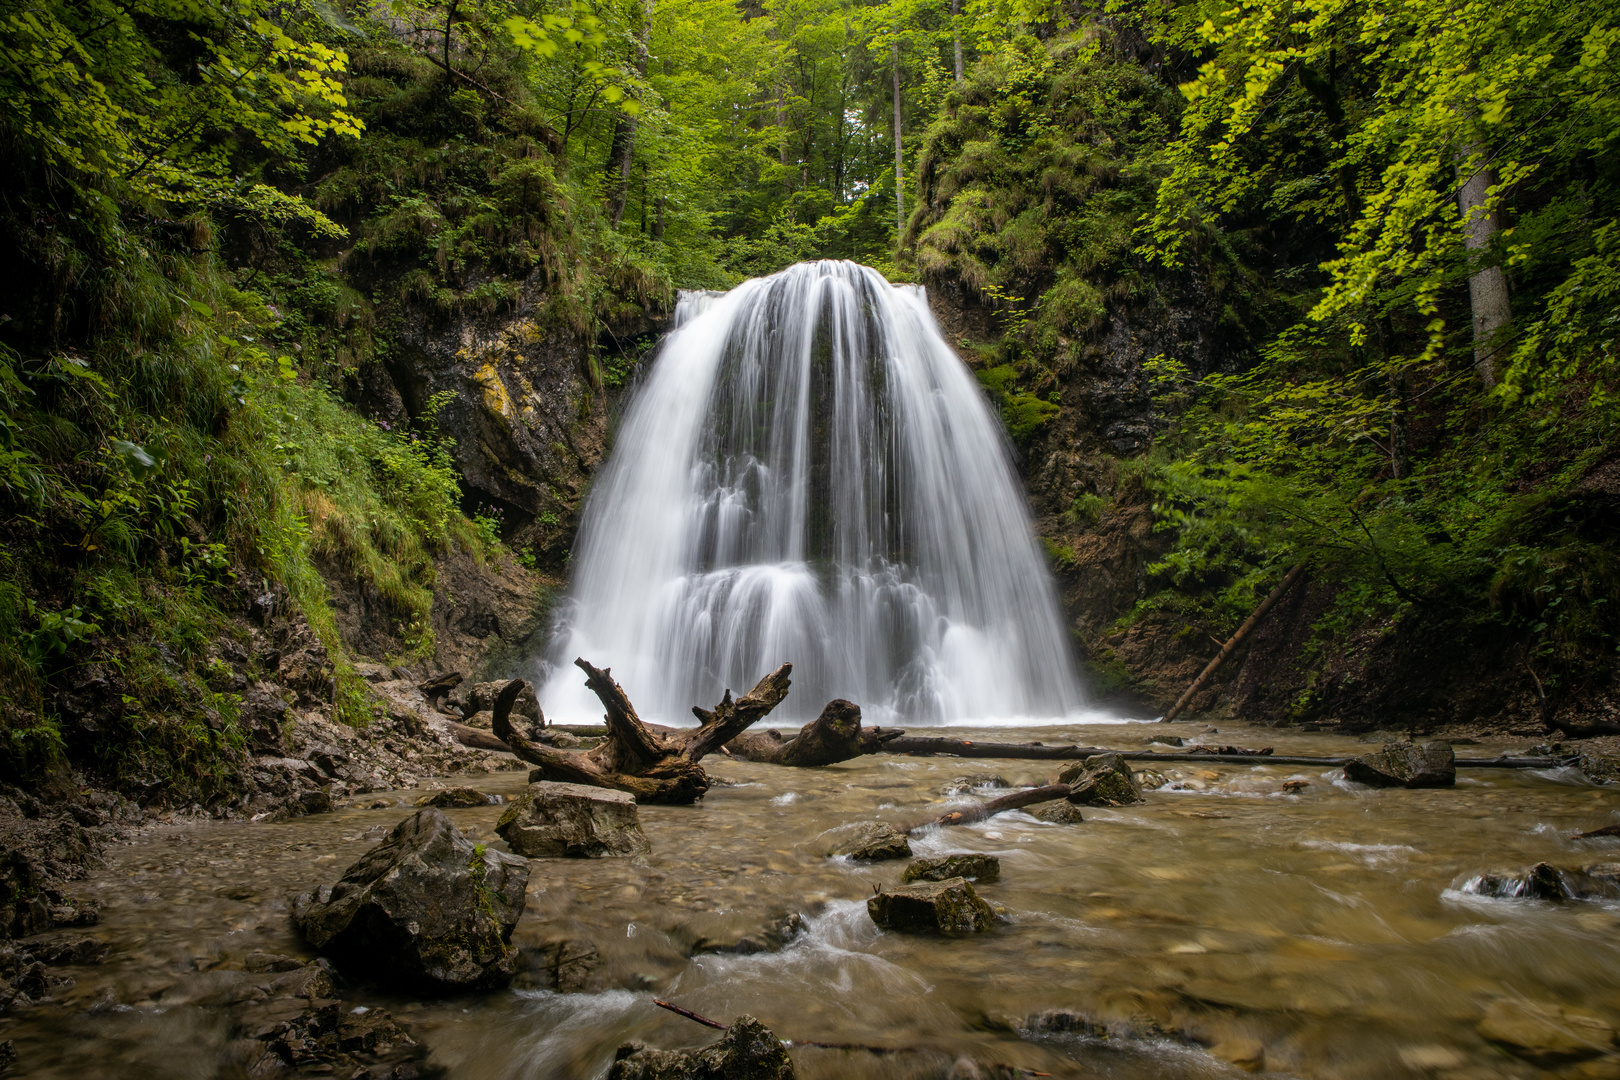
[417,671,463,700]
[907,784,1073,833]
[491,660,794,805]
[1162,562,1306,722]
[685,663,794,760]
[725,699,904,766]
[446,721,510,753]
[883,737,1098,760]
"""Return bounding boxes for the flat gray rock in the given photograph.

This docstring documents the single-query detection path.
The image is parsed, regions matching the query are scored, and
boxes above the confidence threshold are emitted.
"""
[496,781,650,858]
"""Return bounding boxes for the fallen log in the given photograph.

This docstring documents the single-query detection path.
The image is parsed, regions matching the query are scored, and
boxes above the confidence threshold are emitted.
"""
[883,737,1100,760]
[878,741,1575,770]
[446,722,511,753]
[724,699,904,765]
[1162,562,1306,722]
[491,659,793,804]
[906,784,1073,833]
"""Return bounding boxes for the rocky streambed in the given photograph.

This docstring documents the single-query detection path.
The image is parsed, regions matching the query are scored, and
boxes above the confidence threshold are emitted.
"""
[5,719,1620,1079]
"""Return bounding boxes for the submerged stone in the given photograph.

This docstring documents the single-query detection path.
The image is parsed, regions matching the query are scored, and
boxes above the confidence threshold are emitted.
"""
[608,1015,795,1080]
[938,774,1008,796]
[829,821,911,861]
[495,781,650,858]
[902,853,1000,884]
[1477,998,1616,1064]
[868,877,996,934]
[1057,754,1143,806]
[1343,740,1455,788]
[291,807,528,990]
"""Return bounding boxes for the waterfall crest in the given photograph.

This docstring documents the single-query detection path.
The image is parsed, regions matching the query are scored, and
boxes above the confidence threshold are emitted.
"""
[537,261,1083,725]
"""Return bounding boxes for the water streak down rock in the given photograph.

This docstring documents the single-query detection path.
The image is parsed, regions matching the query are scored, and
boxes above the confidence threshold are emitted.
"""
[539,261,1083,726]
[291,808,529,990]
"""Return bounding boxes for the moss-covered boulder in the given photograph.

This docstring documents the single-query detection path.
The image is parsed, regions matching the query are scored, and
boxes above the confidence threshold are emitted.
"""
[1579,753,1620,784]
[1057,753,1143,806]
[291,808,528,990]
[829,822,911,861]
[867,877,997,934]
[495,781,650,858]
[902,853,1000,884]
[1343,741,1455,788]
[608,1015,795,1080]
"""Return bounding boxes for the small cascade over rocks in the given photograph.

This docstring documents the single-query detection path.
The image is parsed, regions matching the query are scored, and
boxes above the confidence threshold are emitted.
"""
[539,260,1082,725]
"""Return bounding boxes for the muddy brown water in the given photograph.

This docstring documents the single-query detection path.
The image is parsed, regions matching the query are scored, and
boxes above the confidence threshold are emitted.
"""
[8,720,1620,1079]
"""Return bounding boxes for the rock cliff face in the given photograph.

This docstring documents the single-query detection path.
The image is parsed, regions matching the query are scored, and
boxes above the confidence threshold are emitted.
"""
[352,289,667,569]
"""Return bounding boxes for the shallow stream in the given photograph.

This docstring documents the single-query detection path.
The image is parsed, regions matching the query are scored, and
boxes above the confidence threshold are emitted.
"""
[9,719,1620,1079]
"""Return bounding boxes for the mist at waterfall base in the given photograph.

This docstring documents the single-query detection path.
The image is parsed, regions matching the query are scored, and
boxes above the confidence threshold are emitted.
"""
[538,261,1125,728]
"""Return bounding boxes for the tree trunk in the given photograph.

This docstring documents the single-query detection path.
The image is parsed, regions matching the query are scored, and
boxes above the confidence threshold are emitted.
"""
[892,40,904,237]
[1457,150,1511,389]
[447,722,510,753]
[1161,563,1306,722]
[882,737,1099,760]
[724,699,903,766]
[604,0,653,227]
[491,660,792,804]
[652,194,666,241]
[950,0,963,81]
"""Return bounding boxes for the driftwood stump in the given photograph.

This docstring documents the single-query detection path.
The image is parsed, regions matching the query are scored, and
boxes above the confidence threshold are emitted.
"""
[723,699,904,766]
[491,659,792,804]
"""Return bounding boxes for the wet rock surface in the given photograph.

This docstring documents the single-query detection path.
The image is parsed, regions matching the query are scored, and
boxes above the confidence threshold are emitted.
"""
[608,1015,796,1080]
[495,781,650,858]
[903,854,1001,884]
[291,807,529,989]
[1343,740,1456,788]
[868,877,997,934]
[828,821,912,861]
[1057,753,1144,806]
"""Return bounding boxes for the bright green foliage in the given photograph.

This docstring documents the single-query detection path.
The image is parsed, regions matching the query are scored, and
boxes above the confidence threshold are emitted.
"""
[0,0,360,230]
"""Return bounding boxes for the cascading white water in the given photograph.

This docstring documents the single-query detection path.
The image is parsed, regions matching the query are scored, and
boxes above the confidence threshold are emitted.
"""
[537,261,1083,725]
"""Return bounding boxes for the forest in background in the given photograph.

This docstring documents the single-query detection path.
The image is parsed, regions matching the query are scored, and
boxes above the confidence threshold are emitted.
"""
[0,0,1617,800]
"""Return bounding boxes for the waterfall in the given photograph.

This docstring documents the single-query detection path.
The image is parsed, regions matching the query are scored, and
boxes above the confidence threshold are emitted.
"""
[537,261,1083,725]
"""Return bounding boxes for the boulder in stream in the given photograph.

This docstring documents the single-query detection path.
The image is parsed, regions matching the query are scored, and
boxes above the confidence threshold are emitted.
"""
[291,807,529,990]
[1466,862,1620,901]
[829,821,911,861]
[495,781,651,858]
[902,853,1000,884]
[1343,740,1455,788]
[1031,801,1085,824]
[868,877,997,933]
[1057,754,1143,806]
[609,1015,795,1080]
